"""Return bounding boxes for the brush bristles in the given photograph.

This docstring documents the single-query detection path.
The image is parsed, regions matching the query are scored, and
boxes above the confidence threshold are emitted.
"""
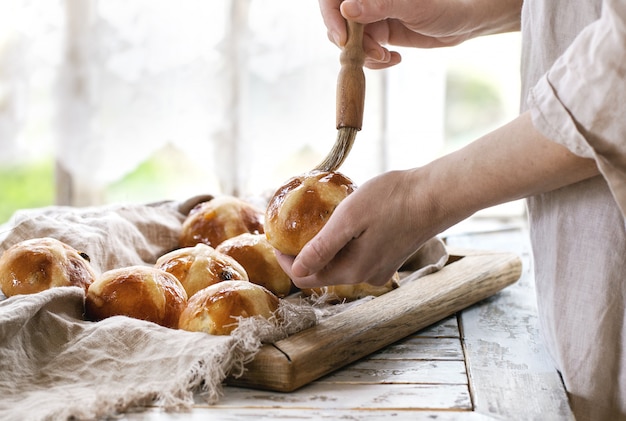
[314,127,358,172]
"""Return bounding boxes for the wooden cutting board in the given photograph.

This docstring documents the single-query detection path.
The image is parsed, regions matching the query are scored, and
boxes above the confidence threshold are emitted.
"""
[227,247,522,392]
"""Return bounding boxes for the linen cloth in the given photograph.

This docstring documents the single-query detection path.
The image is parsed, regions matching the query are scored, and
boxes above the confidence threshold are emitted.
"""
[0,198,269,421]
[0,198,448,420]
[522,0,626,419]
[0,287,238,421]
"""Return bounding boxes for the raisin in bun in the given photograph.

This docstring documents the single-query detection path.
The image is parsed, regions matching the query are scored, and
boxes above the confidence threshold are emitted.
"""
[178,280,279,336]
[216,233,293,298]
[265,171,356,256]
[179,196,265,248]
[0,237,96,297]
[302,272,400,303]
[85,266,187,329]
[155,243,249,298]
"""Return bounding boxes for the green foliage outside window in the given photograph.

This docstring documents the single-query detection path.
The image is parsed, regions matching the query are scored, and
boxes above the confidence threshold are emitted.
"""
[0,159,55,225]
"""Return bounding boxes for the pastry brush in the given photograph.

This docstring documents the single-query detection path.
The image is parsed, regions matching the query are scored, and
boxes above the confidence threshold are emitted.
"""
[314,19,365,172]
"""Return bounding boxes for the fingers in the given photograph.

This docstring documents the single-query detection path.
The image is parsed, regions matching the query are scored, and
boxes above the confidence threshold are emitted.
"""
[278,226,403,289]
[319,0,396,46]
[274,193,371,288]
[320,1,403,68]
[291,232,340,279]
[275,250,333,289]
[362,40,402,69]
[319,0,348,46]
[362,31,390,60]
[291,202,361,278]
[364,52,401,69]
[341,0,423,23]
[275,251,296,277]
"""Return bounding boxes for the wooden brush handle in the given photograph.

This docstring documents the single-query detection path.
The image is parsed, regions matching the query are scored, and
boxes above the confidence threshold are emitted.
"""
[336,20,365,130]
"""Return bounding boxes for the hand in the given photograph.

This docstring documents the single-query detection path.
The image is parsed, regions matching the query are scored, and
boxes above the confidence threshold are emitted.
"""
[319,0,522,69]
[276,169,444,288]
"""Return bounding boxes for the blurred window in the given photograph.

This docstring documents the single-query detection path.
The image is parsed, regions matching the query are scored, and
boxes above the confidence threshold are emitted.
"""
[0,0,521,223]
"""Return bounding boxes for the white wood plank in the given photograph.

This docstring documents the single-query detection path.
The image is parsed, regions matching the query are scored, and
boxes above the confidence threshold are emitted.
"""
[319,359,468,385]
[203,383,473,410]
[371,336,464,360]
[452,227,575,420]
[414,314,460,337]
[120,408,492,421]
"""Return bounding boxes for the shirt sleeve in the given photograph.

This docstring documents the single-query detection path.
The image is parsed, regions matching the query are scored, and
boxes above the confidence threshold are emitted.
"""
[527,0,626,216]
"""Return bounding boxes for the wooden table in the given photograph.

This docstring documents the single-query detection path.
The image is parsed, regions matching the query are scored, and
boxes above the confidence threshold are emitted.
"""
[123,217,574,420]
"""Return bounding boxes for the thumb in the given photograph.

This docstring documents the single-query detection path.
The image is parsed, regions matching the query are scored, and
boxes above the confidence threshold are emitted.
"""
[290,229,340,278]
[339,0,426,24]
[291,208,361,278]
[340,0,412,22]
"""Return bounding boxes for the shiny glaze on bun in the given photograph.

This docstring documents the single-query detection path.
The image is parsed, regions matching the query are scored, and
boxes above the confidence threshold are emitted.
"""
[265,171,356,256]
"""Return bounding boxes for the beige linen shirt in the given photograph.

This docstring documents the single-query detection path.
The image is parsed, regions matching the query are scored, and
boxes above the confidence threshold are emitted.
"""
[522,0,626,419]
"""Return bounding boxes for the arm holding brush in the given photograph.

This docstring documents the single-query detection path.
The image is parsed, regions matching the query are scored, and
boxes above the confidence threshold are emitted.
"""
[276,0,601,287]
[277,112,597,287]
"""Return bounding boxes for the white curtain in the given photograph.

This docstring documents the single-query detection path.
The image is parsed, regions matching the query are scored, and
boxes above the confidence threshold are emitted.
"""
[0,0,448,206]
[0,1,62,164]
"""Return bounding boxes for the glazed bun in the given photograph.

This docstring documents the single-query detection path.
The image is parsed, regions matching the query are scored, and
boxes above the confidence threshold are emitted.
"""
[216,233,293,298]
[302,272,400,303]
[0,237,96,297]
[265,171,356,256]
[178,280,279,335]
[155,243,249,298]
[179,196,265,248]
[85,266,187,329]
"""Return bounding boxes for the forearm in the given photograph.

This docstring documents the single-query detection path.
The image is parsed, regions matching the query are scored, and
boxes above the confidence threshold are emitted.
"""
[419,111,599,226]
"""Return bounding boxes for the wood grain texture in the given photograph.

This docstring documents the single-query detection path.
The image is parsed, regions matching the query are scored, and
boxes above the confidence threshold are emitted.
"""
[448,226,575,420]
[228,249,522,392]
[210,382,472,410]
[460,247,575,419]
[370,336,464,360]
[319,359,468,384]
[415,314,459,337]
[123,408,491,421]
[336,20,365,129]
